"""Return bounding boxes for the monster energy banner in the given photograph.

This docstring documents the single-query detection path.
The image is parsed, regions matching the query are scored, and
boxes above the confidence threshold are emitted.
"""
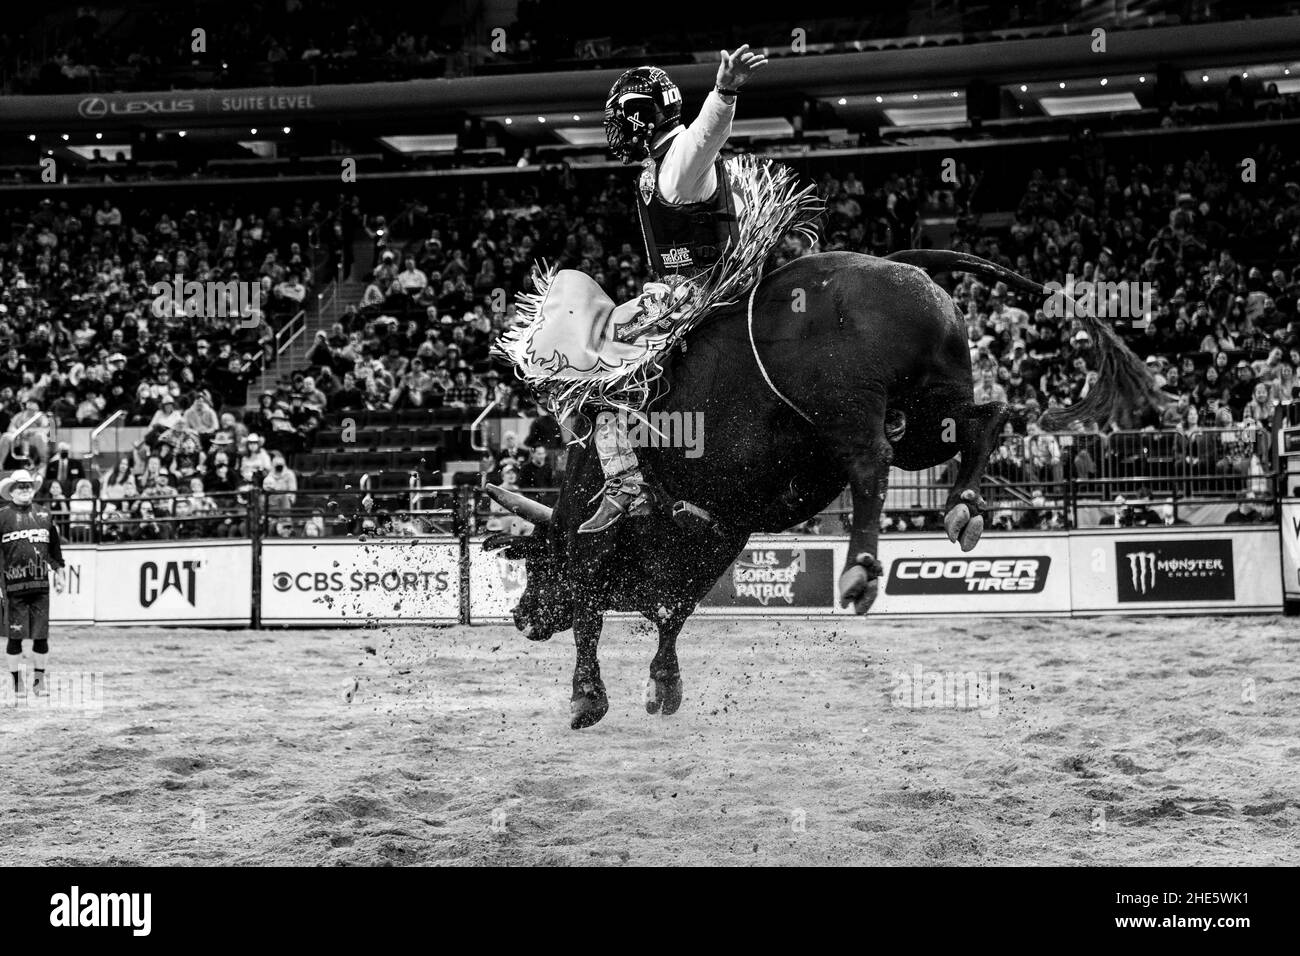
[1114,539,1235,603]
[700,546,835,609]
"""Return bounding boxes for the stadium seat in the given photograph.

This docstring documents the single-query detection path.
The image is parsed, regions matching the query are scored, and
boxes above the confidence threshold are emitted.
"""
[377,427,414,449]
[411,427,445,448]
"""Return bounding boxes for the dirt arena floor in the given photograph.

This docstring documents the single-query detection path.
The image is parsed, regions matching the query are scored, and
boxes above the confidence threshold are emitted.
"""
[1,614,1297,866]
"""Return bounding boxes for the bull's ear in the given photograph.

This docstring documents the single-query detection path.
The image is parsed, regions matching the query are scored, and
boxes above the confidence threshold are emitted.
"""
[483,531,516,552]
[483,532,545,561]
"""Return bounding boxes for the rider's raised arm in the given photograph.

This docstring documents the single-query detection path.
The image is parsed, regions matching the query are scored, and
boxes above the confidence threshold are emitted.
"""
[656,89,734,204]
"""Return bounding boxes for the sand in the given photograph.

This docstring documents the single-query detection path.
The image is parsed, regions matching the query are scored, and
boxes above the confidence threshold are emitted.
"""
[1,614,1296,865]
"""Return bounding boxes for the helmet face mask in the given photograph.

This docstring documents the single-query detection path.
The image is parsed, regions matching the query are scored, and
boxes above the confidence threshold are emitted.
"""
[604,66,683,164]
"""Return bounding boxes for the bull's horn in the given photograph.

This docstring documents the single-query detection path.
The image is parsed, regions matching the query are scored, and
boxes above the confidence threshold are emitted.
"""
[484,483,553,524]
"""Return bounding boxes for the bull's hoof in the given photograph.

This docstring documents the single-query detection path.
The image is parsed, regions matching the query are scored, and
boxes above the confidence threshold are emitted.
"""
[644,674,684,716]
[570,678,609,730]
[944,492,986,552]
[838,565,880,615]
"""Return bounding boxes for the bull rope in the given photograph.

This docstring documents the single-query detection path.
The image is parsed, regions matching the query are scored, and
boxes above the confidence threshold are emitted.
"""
[747,277,815,426]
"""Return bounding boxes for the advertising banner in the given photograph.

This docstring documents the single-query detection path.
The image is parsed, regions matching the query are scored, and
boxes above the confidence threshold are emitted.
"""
[696,533,1072,617]
[698,541,842,614]
[873,533,1071,617]
[49,545,96,625]
[469,539,528,622]
[1113,538,1235,603]
[1282,500,1300,602]
[261,538,459,624]
[93,541,251,625]
[1069,527,1281,614]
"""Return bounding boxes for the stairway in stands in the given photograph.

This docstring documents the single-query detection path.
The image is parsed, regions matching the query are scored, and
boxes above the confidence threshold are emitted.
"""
[249,275,366,399]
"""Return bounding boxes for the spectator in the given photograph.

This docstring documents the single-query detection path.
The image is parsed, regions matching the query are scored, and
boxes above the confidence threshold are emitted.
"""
[100,458,139,506]
[239,434,273,481]
[68,479,96,542]
[184,392,220,437]
[263,455,298,513]
[48,442,87,491]
[1224,492,1262,524]
[45,479,70,535]
[517,445,554,488]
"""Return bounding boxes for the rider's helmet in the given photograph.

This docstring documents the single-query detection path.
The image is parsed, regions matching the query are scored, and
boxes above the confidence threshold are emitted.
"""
[604,66,683,164]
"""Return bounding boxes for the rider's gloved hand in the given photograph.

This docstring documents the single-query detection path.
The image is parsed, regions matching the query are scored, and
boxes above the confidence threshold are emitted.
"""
[716,44,767,92]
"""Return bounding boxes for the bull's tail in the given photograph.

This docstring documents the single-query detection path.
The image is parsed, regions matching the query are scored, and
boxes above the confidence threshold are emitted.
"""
[885,249,1166,428]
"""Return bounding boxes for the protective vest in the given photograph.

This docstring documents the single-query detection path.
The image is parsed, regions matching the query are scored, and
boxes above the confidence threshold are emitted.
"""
[635,157,739,279]
[0,504,64,595]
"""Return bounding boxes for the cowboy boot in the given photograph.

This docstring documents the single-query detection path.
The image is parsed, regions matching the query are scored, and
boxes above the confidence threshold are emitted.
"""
[579,411,649,534]
[579,469,648,534]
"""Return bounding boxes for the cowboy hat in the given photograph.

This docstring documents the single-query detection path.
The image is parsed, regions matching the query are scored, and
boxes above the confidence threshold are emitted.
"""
[0,468,35,502]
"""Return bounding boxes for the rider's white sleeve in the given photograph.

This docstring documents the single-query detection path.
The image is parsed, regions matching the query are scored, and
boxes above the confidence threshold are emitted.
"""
[657,90,735,204]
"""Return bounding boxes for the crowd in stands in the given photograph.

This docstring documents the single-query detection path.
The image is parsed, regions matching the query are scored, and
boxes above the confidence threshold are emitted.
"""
[0,193,341,427]
[0,191,368,537]
[3,90,1299,536]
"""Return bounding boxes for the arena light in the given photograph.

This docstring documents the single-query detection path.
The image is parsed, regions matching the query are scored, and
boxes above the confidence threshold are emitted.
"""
[572,114,580,121]
[61,133,69,141]
[837,97,847,105]
[537,116,546,123]
[282,126,291,134]
[68,144,131,160]
[236,140,274,157]
[883,105,967,127]
[504,117,513,125]
[875,95,883,103]
[377,134,458,154]
[730,117,794,139]
[1058,81,1066,89]
[1039,92,1142,116]
[553,127,608,146]
[1099,78,1108,86]
[95,132,102,140]
[178,130,186,137]
[27,134,34,141]
[1201,74,1209,82]
[1139,75,1146,83]
[1019,84,1027,92]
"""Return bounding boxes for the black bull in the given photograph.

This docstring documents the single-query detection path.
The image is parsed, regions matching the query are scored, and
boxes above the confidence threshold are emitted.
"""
[485,249,1160,729]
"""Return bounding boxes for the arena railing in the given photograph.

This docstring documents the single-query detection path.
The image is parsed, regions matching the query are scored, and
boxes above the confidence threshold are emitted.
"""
[38,490,253,544]
[32,420,1283,545]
